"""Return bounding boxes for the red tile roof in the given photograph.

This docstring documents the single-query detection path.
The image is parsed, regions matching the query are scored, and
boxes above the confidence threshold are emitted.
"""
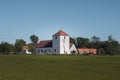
[36,40,75,49]
[35,40,52,48]
[53,30,69,37]
[22,46,29,51]
[77,48,97,55]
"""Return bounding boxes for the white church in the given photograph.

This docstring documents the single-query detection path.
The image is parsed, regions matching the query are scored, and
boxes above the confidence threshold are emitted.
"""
[35,30,77,54]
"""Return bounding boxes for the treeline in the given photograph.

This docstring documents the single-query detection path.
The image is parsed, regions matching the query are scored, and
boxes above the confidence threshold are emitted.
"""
[0,34,120,55]
[0,35,39,55]
[70,35,120,55]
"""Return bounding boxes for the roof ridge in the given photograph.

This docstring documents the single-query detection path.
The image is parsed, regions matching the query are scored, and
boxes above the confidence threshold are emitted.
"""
[53,30,69,37]
[40,40,52,41]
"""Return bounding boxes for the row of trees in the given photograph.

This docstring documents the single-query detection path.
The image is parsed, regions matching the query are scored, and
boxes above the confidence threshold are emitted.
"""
[0,34,120,55]
[70,35,120,55]
[0,35,39,54]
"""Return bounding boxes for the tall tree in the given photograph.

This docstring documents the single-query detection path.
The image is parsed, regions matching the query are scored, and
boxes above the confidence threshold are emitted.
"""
[14,39,26,53]
[89,36,101,48]
[0,43,2,54]
[101,35,120,55]
[70,37,77,46]
[91,36,100,42]
[97,48,105,55]
[28,43,35,53]
[0,42,14,54]
[108,35,114,42]
[76,37,89,48]
[30,35,39,44]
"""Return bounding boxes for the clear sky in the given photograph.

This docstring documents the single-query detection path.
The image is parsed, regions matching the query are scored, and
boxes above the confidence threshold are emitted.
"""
[0,0,120,44]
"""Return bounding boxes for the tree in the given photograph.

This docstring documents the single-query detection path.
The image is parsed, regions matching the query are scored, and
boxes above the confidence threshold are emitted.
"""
[30,35,39,44]
[14,39,26,53]
[71,35,120,55]
[70,37,77,46]
[97,48,105,55]
[76,37,89,48]
[28,43,35,53]
[70,37,75,43]
[103,41,114,55]
[108,35,114,42]
[0,43,2,54]
[111,40,120,55]
[101,35,120,55]
[91,36,100,42]
[0,42,14,54]
[88,36,102,49]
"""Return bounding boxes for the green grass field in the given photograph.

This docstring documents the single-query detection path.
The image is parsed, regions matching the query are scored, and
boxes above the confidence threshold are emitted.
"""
[0,55,120,80]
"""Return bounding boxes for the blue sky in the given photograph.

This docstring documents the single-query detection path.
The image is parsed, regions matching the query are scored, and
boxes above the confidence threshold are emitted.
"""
[0,0,120,43]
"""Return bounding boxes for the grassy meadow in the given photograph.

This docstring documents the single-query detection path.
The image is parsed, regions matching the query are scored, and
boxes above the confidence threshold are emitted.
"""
[0,55,120,80]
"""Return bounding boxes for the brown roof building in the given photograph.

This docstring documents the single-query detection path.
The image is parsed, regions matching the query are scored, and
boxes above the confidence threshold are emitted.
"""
[77,48,97,55]
[35,30,78,54]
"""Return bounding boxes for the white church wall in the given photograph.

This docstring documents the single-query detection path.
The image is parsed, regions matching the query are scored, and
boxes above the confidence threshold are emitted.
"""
[70,44,78,54]
[36,48,53,54]
[35,30,78,54]
[52,36,60,54]
[59,36,70,54]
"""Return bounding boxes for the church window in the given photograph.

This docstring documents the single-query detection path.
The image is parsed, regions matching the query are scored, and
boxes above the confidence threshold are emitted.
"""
[38,50,40,53]
[64,36,66,39]
[54,49,56,52]
[45,50,47,53]
[55,36,57,39]
[41,50,43,52]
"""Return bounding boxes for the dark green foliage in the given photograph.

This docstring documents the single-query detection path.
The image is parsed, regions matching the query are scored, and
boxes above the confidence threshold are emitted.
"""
[108,35,114,42]
[97,48,106,55]
[0,42,14,54]
[71,35,120,55]
[70,37,78,47]
[14,39,26,53]
[76,37,89,48]
[103,40,120,55]
[30,35,39,44]
[91,36,100,42]
[70,37,76,44]
[0,34,120,55]
[28,43,35,53]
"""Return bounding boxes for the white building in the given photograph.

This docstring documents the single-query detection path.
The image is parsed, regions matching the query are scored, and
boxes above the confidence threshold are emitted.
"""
[21,46,31,54]
[35,30,77,54]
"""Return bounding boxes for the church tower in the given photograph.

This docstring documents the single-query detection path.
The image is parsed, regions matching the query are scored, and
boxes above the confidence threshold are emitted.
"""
[52,30,70,54]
